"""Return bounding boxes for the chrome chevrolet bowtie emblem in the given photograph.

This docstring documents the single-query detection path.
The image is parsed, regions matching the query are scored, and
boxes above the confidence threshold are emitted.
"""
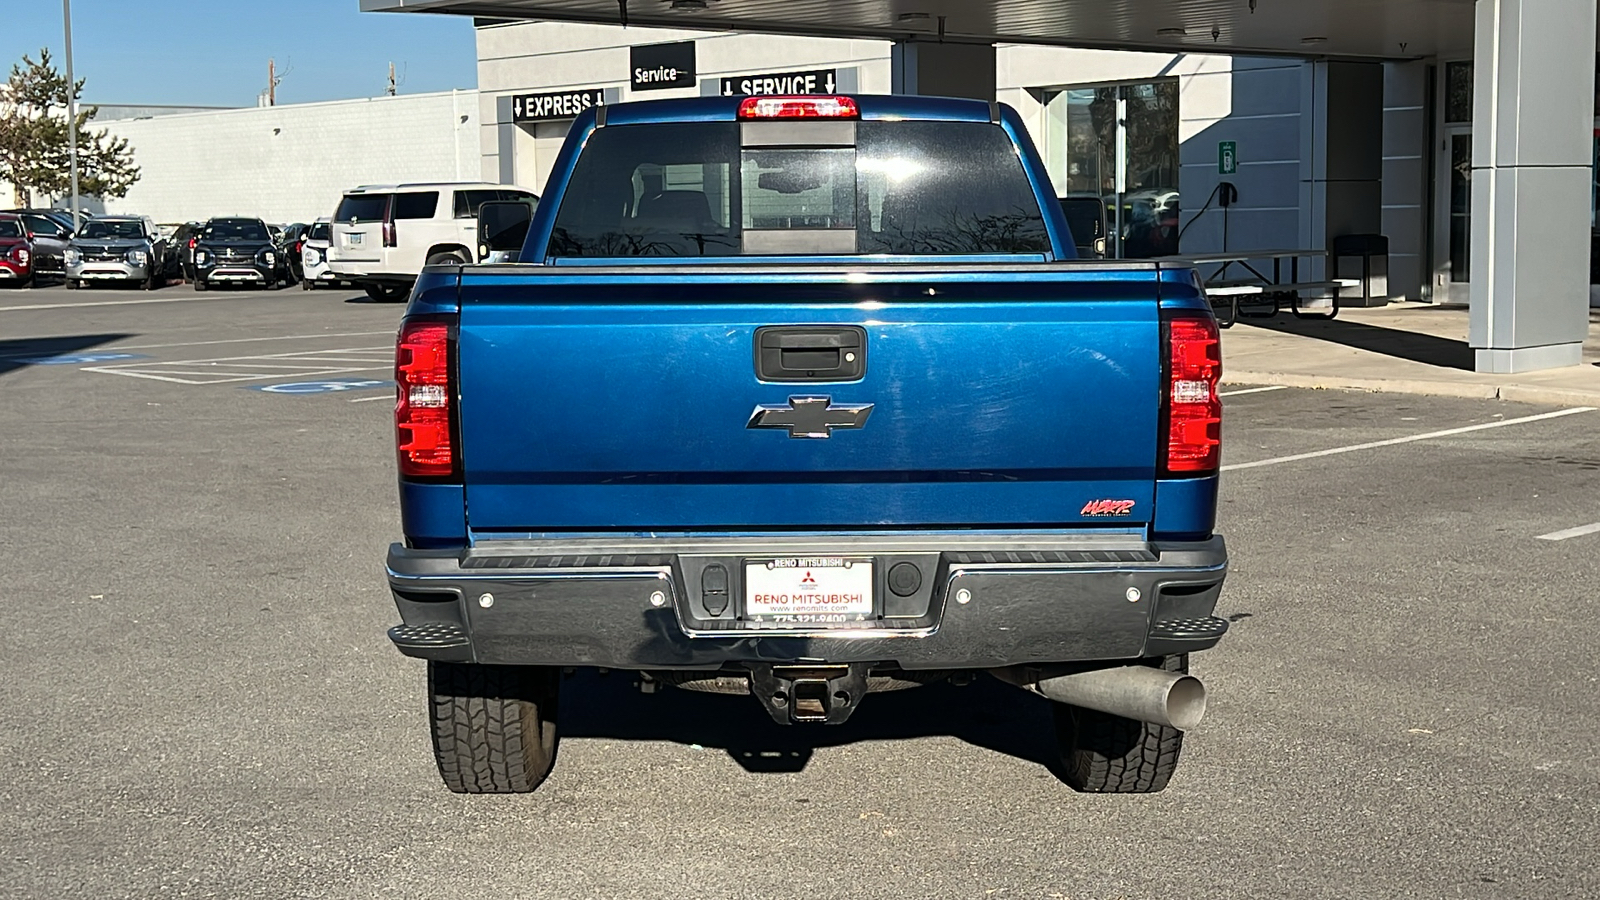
[747,396,874,439]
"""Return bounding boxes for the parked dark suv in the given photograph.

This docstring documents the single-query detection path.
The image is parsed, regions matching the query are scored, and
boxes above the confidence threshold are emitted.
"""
[192,218,283,291]
[169,221,205,283]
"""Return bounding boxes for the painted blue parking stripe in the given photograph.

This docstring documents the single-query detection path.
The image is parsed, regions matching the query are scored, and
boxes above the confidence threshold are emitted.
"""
[21,352,151,365]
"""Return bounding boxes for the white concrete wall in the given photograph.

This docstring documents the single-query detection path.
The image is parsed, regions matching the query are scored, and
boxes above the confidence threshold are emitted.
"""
[91,90,481,225]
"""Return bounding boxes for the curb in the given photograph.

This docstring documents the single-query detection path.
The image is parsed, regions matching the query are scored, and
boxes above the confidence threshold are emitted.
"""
[1224,370,1600,408]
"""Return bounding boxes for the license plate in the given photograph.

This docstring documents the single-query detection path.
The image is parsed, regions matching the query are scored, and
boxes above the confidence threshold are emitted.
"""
[347,232,364,246]
[744,557,874,627]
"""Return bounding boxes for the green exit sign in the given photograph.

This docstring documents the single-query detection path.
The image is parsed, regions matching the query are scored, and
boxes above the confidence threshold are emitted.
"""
[1219,141,1239,175]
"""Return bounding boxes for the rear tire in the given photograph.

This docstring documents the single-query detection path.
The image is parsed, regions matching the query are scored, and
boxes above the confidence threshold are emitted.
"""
[428,662,561,794]
[365,284,408,303]
[1053,654,1188,794]
[426,251,469,267]
[65,278,78,290]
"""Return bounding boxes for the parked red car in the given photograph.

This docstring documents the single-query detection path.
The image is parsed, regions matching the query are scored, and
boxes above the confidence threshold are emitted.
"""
[0,213,35,288]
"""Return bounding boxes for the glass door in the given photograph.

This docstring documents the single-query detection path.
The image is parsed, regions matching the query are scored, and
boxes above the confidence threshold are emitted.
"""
[1044,81,1179,259]
[1432,128,1472,304]
[1432,61,1473,304]
[1591,124,1600,302]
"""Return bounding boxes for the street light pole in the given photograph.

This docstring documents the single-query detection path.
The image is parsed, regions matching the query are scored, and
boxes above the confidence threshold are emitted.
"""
[63,0,79,229]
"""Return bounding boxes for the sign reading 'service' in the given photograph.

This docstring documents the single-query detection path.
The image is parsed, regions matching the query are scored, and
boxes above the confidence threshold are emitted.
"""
[720,69,839,97]
[631,41,697,91]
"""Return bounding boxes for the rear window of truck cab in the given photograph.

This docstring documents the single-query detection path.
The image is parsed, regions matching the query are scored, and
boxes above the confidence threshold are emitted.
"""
[547,120,1051,258]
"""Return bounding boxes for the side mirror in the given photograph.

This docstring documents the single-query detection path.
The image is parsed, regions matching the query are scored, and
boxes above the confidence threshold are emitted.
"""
[477,201,533,260]
[1093,237,1108,258]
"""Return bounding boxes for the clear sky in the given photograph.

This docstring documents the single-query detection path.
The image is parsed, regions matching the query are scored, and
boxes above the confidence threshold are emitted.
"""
[1,1,478,108]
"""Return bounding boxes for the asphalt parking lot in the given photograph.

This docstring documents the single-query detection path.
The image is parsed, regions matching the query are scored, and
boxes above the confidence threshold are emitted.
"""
[3,280,1599,899]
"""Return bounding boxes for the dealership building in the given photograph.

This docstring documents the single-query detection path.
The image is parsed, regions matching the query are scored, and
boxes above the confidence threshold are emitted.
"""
[90,0,1597,374]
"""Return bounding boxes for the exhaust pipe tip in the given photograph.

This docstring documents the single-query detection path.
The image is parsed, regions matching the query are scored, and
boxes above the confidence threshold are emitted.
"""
[1164,674,1208,732]
[1028,665,1209,731]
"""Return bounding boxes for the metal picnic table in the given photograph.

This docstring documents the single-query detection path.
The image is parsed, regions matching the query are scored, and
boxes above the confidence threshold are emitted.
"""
[1153,248,1360,328]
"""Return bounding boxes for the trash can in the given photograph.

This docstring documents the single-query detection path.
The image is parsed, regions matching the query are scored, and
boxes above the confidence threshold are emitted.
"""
[1331,234,1389,307]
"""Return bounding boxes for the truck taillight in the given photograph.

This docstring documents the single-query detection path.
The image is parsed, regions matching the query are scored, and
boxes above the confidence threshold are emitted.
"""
[1163,314,1222,474]
[395,319,456,479]
[737,95,859,119]
[383,221,397,248]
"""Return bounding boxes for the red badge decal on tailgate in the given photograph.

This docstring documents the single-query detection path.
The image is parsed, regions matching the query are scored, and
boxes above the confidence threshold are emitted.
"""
[1081,499,1137,518]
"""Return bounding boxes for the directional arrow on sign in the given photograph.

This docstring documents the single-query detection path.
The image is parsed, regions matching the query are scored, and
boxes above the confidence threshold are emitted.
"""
[513,97,523,117]
[825,73,835,92]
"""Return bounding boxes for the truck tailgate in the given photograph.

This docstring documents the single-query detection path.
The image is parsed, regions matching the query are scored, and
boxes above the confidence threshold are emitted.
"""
[457,268,1162,532]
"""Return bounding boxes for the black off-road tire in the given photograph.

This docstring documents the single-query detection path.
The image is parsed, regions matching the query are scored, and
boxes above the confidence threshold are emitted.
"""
[428,662,561,794]
[1054,654,1188,794]
[193,279,208,292]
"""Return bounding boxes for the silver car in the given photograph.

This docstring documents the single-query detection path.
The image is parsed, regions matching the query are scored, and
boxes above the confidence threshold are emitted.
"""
[65,216,171,290]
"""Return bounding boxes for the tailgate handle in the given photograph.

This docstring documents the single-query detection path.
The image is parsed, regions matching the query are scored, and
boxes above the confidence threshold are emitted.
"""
[755,326,867,383]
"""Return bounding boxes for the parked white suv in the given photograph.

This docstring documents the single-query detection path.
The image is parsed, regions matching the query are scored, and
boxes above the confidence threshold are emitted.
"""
[326,182,538,302]
[299,218,344,290]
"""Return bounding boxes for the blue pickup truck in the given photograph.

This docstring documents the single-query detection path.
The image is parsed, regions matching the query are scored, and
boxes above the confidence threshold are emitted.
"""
[384,94,1228,796]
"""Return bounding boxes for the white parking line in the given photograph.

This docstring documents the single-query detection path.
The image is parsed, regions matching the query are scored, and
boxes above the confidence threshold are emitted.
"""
[1536,522,1600,542]
[349,395,393,403]
[83,345,393,385]
[1220,385,1288,397]
[1223,407,1596,472]
[0,295,226,313]
[0,331,396,361]
[100,332,391,354]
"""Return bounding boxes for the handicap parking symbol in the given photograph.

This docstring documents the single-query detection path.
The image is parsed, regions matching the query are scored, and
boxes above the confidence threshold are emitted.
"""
[22,352,149,365]
[250,379,393,395]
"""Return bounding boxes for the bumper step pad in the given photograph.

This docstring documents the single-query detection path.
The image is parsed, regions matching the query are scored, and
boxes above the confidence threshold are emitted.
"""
[388,622,472,661]
[1148,615,1230,642]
